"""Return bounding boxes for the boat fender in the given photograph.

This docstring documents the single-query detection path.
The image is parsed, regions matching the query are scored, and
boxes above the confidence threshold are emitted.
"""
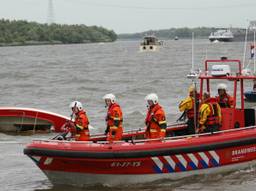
[234,122,240,129]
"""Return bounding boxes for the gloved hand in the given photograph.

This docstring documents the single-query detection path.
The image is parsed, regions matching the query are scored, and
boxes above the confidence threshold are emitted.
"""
[67,120,75,128]
[160,129,166,138]
[60,120,73,132]
[196,125,205,133]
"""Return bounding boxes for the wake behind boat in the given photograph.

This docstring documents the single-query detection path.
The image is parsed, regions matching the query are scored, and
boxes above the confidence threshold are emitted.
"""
[24,58,256,187]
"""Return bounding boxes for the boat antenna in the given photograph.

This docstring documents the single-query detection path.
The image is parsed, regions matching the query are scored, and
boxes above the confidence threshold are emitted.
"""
[187,32,197,79]
[186,32,198,133]
[242,24,248,69]
[191,32,194,72]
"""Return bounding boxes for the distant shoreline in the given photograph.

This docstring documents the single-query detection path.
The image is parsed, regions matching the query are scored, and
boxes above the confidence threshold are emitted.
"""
[0,40,112,47]
[0,19,117,47]
[117,27,255,42]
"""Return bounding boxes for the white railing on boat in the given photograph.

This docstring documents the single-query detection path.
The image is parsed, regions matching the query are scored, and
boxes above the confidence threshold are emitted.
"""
[32,125,256,145]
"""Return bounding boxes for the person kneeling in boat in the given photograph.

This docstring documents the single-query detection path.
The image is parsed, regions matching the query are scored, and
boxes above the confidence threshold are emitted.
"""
[197,92,221,133]
[69,101,90,141]
[145,93,167,139]
[216,83,233,108]
[103,93,123,142]
[178,84,199,135]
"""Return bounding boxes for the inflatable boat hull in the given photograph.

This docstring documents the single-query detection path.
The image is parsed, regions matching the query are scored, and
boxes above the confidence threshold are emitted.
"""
[24,127,256,186]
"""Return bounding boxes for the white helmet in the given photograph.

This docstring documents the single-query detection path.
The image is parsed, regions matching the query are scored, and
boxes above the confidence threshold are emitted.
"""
[103,93,116,104]
[145,93,158,104]
[69,101,83,111]
[217,83,227,90]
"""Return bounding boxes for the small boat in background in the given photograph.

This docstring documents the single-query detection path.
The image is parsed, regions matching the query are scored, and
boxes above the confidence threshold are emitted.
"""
[0,107,68,134]
[174,36,179,40]
[209,29,234,42]
[244,77,256,102]
[140,35,162,52]
[244,91,256,102]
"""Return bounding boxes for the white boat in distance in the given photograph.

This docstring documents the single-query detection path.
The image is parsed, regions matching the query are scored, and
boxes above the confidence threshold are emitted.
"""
[209,29,234,42]
[140,36,163,52]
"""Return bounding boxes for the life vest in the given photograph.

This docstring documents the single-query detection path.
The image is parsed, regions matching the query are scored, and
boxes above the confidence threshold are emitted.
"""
[145,104,167,138]
[205,101,220,126]
[186,95,200,119]
[75,110,90,141]
[105,103,123,141]
[106,103,123,129]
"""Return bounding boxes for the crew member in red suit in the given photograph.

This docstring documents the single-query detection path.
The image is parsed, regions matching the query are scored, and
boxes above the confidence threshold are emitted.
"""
[145,93,167,139]
[69,101,90,141]
[216,83,233,108]
[103,93,123,142]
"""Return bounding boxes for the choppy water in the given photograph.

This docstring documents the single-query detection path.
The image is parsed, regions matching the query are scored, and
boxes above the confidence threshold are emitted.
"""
[0,40,256,190]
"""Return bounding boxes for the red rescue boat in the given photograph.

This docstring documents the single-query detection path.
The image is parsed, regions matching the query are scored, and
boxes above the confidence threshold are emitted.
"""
[0,107,69,133]
[24,59,256,186]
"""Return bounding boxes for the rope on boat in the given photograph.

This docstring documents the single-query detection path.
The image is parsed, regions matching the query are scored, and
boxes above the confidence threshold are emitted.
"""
[33,111,39,134]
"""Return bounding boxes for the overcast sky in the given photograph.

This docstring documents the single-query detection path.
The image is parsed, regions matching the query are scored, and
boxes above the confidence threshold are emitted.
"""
[0,0,256,33]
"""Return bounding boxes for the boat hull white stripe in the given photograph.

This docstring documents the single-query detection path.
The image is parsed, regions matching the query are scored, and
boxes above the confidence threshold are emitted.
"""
[175,154,187,168]
[151,157,163,171]
[163,156,176,169]
[187,153,198,167]
[198,152,209,165]
[209,150,220,163]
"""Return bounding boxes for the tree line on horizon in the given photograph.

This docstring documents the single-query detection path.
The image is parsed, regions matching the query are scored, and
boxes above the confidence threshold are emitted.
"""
[0,19,117,45]
[118,27,246,40]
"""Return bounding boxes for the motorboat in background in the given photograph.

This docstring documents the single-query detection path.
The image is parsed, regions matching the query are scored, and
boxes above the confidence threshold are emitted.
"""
[140,35,163,52]
[209,29,234,42]
[0,107,68,133]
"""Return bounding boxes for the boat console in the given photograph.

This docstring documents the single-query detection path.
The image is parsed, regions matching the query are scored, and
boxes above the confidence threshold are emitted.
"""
[199,59,256,131]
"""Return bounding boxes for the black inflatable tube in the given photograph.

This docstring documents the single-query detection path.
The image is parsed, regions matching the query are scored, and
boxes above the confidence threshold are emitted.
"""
[24,137,256,159]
